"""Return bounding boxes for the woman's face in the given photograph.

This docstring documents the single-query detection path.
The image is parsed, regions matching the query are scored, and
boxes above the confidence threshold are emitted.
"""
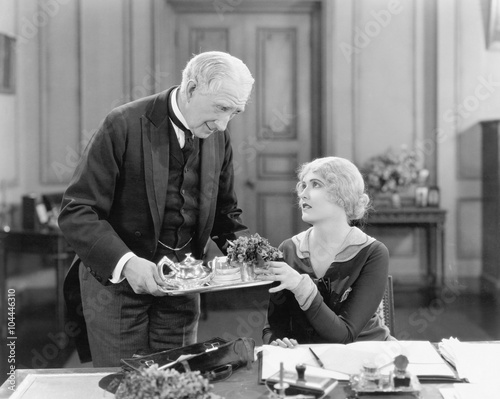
[297,171,344,224]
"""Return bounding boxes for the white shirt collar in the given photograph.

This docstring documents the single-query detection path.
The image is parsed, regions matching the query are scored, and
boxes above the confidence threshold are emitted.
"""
[171,87,190,131]
[169,87,190,148]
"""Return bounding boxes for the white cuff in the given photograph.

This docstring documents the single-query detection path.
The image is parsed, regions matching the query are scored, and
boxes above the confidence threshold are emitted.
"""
[109,252,135,283]
[291,274,318,311]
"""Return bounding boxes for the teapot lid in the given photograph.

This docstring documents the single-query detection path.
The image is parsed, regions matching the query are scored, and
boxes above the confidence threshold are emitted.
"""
[179,253,202,267]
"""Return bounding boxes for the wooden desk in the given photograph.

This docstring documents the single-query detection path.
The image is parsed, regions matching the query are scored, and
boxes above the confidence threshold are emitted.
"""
[363,208,447,293]
[0,366,450,399]
[0,229,73,337]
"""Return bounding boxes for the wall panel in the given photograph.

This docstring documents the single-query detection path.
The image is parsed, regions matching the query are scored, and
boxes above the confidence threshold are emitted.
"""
[39,0,80,184]
[257,193,298,247]
[457,198,481,260]
[0,0,19,192]
[130,0,155,102]
[354,0,415,162]
[80,0,126,140]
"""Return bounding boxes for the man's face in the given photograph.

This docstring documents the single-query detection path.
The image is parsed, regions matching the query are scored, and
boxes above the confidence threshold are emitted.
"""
[182,79,251,139]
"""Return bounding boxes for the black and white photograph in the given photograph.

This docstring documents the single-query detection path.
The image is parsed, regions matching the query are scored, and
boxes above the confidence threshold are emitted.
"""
[1,1,499,398]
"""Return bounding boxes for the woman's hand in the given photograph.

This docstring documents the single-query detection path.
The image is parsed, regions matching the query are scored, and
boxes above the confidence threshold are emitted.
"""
[270,337,299,348]
[255,261,302,293]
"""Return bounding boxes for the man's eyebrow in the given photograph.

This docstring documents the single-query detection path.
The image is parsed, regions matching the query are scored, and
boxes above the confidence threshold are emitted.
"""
[216,101,246,112]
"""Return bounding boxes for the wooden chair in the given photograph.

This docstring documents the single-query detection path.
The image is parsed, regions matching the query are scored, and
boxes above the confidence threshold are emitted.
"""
[377,275,396,336]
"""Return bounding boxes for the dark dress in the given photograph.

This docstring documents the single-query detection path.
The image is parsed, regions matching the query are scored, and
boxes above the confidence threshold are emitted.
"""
[263,227,391,344]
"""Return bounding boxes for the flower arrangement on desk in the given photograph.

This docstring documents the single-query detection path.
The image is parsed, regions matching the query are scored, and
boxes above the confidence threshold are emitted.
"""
[227,233,283,265]
[363,146,421,195]
[115,366,222,399]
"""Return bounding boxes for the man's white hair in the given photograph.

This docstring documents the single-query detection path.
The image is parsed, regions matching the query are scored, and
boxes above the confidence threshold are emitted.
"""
[180,51,254,95]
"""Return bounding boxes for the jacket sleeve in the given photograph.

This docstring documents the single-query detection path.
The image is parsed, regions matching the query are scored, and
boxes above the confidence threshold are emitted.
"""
[58,110,131,284]
[210,129,248,252]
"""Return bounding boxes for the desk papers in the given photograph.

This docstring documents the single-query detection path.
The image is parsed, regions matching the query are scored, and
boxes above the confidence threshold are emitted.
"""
[440,384,500,399]
[10,373,112,399]
[438,337,500,384]
[261,341,457,381]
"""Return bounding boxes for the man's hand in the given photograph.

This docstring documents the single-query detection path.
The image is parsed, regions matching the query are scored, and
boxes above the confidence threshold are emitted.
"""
[122,256,166,296]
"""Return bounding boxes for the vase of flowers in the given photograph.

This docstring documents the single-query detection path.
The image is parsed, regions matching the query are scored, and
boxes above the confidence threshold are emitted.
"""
[363,146,422,208]
[226,233,283,281]
[115,365,222,399]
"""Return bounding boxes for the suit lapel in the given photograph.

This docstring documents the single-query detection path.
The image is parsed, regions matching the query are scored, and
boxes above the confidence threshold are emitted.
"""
[197,133,219,241]
[142,88,174,239]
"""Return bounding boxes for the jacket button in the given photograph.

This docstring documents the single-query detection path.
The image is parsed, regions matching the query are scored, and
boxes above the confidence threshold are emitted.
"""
[135,231,142,237]
[96,276,102,282]
[86,266,92,272]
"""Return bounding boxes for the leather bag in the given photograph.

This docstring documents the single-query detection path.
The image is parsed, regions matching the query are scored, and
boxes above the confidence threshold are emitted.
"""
[120,337,256,382]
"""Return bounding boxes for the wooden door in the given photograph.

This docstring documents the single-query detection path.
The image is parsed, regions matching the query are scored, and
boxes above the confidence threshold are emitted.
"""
[175,10,318,246]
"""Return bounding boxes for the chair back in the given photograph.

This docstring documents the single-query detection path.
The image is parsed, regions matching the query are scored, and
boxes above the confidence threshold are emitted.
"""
[377,275,395,336]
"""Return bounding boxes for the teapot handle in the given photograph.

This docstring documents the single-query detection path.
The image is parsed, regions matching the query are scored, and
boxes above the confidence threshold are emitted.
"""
[157,256,177,281]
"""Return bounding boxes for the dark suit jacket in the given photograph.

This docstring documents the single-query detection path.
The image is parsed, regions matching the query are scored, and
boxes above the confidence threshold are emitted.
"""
[59,87,247,361]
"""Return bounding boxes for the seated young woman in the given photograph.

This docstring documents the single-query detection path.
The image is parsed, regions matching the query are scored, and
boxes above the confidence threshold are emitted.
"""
[256,156,393,347]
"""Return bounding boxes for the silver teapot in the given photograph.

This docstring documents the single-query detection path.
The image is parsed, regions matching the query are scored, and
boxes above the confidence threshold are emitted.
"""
[157,253,214,290]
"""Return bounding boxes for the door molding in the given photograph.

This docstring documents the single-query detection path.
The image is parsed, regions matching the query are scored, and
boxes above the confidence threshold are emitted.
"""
[168,0,320,14]
[165,0,324,158]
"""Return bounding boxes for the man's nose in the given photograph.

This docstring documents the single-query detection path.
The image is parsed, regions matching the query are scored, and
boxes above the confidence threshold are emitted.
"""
[215,115,231,131]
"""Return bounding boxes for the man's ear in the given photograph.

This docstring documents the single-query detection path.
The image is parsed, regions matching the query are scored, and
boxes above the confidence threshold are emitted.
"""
[186,80,197,101]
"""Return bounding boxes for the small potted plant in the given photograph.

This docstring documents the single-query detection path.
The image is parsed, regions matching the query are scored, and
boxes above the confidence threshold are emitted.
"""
[226,233,282,281]
[115,366,223,399]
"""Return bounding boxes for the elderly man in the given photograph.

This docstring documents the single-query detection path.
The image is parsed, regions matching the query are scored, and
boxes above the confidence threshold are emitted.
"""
[59,51,254,366]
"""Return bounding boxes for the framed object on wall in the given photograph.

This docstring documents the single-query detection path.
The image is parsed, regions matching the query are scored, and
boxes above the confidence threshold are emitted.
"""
[488,0,500,51]
[0,33,15,94]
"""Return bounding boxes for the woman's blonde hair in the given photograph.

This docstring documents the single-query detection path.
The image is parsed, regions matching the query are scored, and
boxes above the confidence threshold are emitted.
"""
[296,156,370,221]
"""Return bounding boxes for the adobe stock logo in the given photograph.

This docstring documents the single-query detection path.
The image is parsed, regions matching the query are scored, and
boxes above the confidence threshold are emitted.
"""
[340,0,403,64]
[18,0,72,45]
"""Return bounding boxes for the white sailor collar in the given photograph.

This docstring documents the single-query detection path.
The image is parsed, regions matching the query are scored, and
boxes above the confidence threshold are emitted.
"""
[291,226,375,263]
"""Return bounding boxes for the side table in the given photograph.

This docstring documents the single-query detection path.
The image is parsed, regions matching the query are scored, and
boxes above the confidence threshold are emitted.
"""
[363,208,447,294]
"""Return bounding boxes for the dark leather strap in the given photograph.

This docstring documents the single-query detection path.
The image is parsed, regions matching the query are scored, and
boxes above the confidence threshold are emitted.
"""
[241,338,255,369]
[206,364,233,382]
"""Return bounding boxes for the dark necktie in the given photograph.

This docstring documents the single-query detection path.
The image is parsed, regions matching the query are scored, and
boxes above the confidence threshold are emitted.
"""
[183,130,193,152]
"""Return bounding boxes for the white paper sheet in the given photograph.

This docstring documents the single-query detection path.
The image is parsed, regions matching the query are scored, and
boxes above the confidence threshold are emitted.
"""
[10,373,112,399]
[261,341,456,381]
[439,338,500,384]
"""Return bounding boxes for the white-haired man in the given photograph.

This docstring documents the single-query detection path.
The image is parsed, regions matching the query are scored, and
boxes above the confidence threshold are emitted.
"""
[59,51,254,366]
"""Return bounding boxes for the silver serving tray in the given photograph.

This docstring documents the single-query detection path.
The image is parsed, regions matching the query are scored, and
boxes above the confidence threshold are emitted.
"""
[159,279,273,295]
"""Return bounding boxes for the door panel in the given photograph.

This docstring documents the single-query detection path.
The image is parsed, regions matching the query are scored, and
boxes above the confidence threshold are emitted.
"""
[176,13,314,246]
